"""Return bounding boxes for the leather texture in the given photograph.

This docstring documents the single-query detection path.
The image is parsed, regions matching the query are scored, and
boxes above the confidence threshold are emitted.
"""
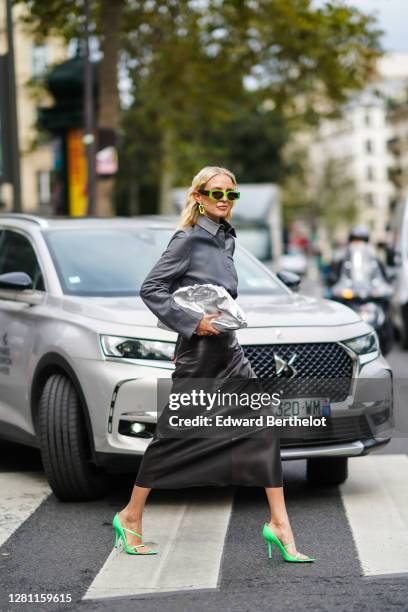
[135,215,283,488]
[140,215,239,340]
[135,332,283,488]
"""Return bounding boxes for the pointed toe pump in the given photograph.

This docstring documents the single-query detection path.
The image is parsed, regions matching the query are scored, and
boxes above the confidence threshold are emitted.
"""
[112,513,158,555]
[262,523,315,563]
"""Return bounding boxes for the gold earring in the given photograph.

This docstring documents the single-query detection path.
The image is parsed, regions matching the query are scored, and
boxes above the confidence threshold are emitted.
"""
[198,203,205,214]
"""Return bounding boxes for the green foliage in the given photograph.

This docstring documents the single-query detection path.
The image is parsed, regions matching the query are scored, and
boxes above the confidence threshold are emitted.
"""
[14,0,90,42]
[282,150,358,238]
[17,0,383,215]
[121,0,382,211]
[189,93,293,183]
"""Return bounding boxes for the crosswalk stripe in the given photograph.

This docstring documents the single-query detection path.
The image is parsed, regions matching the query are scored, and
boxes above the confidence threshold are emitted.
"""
[340,454,408,576]
[83,489,233,600]
[0,472,50,548]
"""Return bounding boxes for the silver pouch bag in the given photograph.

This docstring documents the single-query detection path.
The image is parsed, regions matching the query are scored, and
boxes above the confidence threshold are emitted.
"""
[156,283,248,333]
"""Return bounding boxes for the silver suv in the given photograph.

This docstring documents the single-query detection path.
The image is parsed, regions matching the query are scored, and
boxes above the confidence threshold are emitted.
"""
[0,214,393,501]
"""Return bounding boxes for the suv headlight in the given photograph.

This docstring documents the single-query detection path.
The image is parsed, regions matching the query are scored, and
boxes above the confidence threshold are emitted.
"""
[100,335,175,361]
[342,331,379,355]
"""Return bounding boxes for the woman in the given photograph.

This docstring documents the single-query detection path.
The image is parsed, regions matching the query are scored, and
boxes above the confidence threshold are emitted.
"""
[113,166,315,563]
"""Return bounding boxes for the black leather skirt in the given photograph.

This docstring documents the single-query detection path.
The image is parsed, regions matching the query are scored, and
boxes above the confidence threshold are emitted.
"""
[135,331,283,488]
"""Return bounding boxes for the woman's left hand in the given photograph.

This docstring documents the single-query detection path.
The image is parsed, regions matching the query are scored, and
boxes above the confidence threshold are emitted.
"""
[195,313,221,336]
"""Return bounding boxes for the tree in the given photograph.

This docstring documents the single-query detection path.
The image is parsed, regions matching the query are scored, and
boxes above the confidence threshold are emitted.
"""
[194,93,293,184]
[121,0,382,211]
[122,0,246,212]
[95,0,123,215]
[16,0,124,216]
[17,0,382,214]
[315,158,359,238]
[282,149,358,241]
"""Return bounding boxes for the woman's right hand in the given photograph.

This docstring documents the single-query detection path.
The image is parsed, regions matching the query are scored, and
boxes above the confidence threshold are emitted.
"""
[195,313,221,336]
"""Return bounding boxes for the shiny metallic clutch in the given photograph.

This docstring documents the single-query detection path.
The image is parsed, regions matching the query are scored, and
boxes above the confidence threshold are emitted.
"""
[157,284,248,332]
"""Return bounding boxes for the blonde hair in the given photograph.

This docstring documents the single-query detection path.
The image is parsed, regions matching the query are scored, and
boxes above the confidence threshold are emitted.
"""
[179,166,237,228]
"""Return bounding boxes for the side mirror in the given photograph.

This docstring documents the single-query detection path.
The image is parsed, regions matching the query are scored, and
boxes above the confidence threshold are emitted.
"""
[0,272,33,290]
[277,270,301,291]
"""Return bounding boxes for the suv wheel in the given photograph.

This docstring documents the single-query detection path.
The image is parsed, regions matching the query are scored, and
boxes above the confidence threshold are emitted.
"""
[38,373,108,501]
[306,457,348,486]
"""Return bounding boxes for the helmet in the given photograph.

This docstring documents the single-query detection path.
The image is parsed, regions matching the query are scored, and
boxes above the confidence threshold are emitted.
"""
[348,224,369,243]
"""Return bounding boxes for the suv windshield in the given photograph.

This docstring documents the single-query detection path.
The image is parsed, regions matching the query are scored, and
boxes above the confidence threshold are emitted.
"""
[43,227,288,297]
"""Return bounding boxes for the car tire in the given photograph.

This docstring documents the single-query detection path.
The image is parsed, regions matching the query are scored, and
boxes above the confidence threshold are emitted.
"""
[38,373,108,501]
[306,457,348,486]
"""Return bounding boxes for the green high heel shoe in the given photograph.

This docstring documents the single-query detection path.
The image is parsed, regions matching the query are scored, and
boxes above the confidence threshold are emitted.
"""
[112,513,158,555]
[262,523,315,563]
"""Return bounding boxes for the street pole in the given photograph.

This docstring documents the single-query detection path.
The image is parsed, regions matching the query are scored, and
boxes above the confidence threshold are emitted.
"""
[83,0,96,216]
[6,0,22,212]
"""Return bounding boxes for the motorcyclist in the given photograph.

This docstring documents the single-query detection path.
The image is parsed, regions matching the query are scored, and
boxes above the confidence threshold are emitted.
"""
[348,224,370,243]
[326,224,394,353]
[327,225,389,285]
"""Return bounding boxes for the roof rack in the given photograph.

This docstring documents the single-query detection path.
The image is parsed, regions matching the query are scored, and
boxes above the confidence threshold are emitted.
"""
[0,213,49,228]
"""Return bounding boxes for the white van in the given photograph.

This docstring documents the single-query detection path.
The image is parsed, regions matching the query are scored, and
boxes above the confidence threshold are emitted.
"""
[389,197,408,348]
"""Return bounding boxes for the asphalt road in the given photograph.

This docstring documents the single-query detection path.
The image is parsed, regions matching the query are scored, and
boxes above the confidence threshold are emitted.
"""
[1,275,408,611]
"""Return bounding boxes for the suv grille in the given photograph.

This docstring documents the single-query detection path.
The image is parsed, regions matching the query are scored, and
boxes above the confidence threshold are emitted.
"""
[242,342,354,402]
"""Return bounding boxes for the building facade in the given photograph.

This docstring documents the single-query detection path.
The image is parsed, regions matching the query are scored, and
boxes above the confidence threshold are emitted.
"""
[308,52,408,246]
[388,104,408,209]
[0,4,67,213]
[309,92,394,244]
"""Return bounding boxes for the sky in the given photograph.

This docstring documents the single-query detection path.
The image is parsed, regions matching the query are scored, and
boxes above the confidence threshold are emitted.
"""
[337,0,408,51]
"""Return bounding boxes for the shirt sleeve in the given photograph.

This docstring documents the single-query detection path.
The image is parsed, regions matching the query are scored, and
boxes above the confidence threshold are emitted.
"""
[139,230,204,340]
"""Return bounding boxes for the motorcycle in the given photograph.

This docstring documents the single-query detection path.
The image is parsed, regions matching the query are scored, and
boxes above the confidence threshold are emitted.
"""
[325,243,394,355]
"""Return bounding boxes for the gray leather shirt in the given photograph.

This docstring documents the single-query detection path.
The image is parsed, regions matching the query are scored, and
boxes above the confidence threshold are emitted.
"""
[140,215,238,340]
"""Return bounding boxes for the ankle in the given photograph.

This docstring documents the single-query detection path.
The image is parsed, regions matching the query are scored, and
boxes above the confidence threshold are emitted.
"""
[269,518,288,530]
[119,510,141,525]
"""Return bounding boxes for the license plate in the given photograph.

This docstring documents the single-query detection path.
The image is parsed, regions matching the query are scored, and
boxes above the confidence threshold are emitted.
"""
[275,398,331,418]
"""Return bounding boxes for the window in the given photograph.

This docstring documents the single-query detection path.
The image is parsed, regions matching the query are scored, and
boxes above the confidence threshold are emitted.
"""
[365,139,374,154]
[364,113,371,127]
[0,231,45,291]
[364,193,375,207]
[43,228,286,297]
[32,44,49,79]
[366,166,375,181]
[389,198,398,213]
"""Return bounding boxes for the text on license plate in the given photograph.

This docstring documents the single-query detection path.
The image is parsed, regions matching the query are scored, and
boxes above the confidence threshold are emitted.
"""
[275,398,331,418]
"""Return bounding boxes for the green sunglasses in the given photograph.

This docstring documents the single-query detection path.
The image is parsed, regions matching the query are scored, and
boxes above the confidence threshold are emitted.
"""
[198,188,240,201]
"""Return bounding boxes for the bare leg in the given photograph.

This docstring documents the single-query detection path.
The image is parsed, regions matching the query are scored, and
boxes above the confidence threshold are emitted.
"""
[118,485,153,554]
[265,486,311,560]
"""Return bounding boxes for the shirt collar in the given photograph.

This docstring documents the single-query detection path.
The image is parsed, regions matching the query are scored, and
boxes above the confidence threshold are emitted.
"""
[196,215,237,237]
